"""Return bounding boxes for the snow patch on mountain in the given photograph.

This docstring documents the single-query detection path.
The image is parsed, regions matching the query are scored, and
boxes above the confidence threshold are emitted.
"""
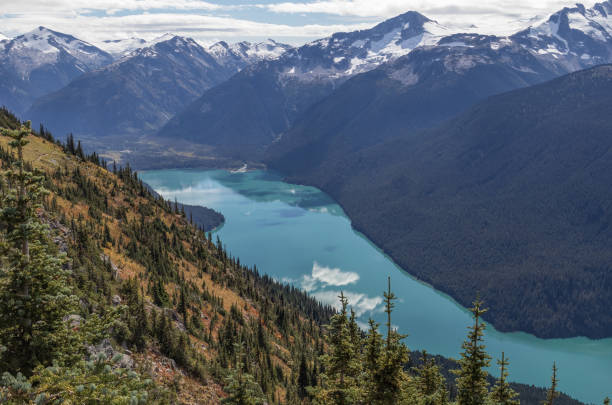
[1,26,113,78]
[207,39,292,72]
[99,37,146,59]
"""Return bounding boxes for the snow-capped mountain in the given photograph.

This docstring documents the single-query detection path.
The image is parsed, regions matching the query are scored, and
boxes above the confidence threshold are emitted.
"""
[99,37,146,59]
[0,33,9,41]
[278,11,450,81]
[27,35,239,139]
[0,26,113,114]
[157,11,454,159]
[207,39,292,72]
[2,26,112,77]
[159,2,612,162]
[512,0,612,71]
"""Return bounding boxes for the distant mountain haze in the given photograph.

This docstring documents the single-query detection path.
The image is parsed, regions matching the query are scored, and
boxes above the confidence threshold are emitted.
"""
[23,35,292,140]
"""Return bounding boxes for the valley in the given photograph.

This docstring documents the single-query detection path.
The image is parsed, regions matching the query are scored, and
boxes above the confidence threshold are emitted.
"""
[140,168,612,404]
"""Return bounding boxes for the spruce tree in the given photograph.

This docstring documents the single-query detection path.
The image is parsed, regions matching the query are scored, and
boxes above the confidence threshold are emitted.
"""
[453,298,491,405]
[222,343,265,405]
[314,292,363,405]
[377,277,409,405]
[0,122,77,375]
[543,363,559,405]
[414,351,448,405]
[363,318,383,403]
[489,352,519,405]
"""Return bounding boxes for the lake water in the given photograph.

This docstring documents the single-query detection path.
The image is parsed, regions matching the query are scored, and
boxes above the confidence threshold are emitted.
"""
[140,169,612,404]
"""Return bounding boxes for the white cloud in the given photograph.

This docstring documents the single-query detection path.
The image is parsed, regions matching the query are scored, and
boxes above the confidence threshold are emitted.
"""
[0,11,370,45]
[299,261,360,292]
[312,290,383,317]
[263,0,599,36]
[312,262,360,286]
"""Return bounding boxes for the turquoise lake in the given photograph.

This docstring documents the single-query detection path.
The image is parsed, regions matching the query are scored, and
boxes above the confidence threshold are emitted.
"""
[140,169,612,404]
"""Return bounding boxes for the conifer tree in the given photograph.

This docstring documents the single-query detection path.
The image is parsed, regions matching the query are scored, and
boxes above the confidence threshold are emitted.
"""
[374,277,409,405]
[363,318,383,403]
[489,352,519,405]
[543,363,559,405]
[0,122,77,375]
[453,298,491,405]
[297,353,310,399]
[314,292,363,405]
[414,351,448,405]
[222,343,265,405]
[604,397,610,405]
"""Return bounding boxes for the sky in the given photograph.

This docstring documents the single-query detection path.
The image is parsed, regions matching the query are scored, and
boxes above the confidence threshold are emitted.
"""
[0,0,599,47]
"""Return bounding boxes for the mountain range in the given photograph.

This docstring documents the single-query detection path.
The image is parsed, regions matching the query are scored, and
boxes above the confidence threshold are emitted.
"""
[0,27,113,115]
[164,1,612,161]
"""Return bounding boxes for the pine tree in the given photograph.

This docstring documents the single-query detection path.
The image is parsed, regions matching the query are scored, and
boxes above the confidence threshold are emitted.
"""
[375,277,409,405]
[453,297,491,405]
[0,122,77,375]
[604,397,610,405]
[222,343,265,405]
[543,363,559,405]
[414,351,448,405]
[297,353,309,399]
[314,292,363,405]
[363,318,383,403]
[489,352,519,405]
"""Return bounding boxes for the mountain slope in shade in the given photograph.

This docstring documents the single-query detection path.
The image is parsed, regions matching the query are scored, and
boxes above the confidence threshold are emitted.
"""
[266,34,560,175]
[157,11,451,159]
[26,36,235,139]
[267,0,612,183]
[273,65,612,339]
[0,26,113,114]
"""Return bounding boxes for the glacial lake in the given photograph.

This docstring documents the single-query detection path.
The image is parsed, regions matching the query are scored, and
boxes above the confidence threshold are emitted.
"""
[140,169,612,404]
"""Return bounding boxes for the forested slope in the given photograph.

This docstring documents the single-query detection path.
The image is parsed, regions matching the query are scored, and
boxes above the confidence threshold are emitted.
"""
[269,64,612,339]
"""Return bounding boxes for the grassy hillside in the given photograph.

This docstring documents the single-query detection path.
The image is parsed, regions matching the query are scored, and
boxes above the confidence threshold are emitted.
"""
[0,112,333,403]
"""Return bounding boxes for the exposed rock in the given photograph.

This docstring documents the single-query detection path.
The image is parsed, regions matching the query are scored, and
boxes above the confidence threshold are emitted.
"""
[111,295,122,306]
[87,338,134,369]
[63,314,82,328]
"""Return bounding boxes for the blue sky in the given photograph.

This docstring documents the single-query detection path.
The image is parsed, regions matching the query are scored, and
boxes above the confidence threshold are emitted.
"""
[0,0,596,46]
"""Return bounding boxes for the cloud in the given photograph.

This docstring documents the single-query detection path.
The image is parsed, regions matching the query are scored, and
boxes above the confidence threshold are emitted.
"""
[262,0,599,36]
[299,261,360,292]
[0,1,371,45]
[312,290,383,317]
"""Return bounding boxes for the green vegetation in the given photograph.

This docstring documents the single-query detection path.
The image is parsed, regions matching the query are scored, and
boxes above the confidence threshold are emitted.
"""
[0,108,601,404]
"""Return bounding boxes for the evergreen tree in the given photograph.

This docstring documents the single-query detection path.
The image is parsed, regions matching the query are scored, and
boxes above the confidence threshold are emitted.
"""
[374,277,409,405]
[489,352,519,405]
[0,122,77,375]
[543,363,559,405]
[297,353,310,399]
[314,292,363,405]
[363,318,383,403]
[222,343,265,405]
[453,298,491,405]
[604,397,610,405]
[413,351,448,405]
